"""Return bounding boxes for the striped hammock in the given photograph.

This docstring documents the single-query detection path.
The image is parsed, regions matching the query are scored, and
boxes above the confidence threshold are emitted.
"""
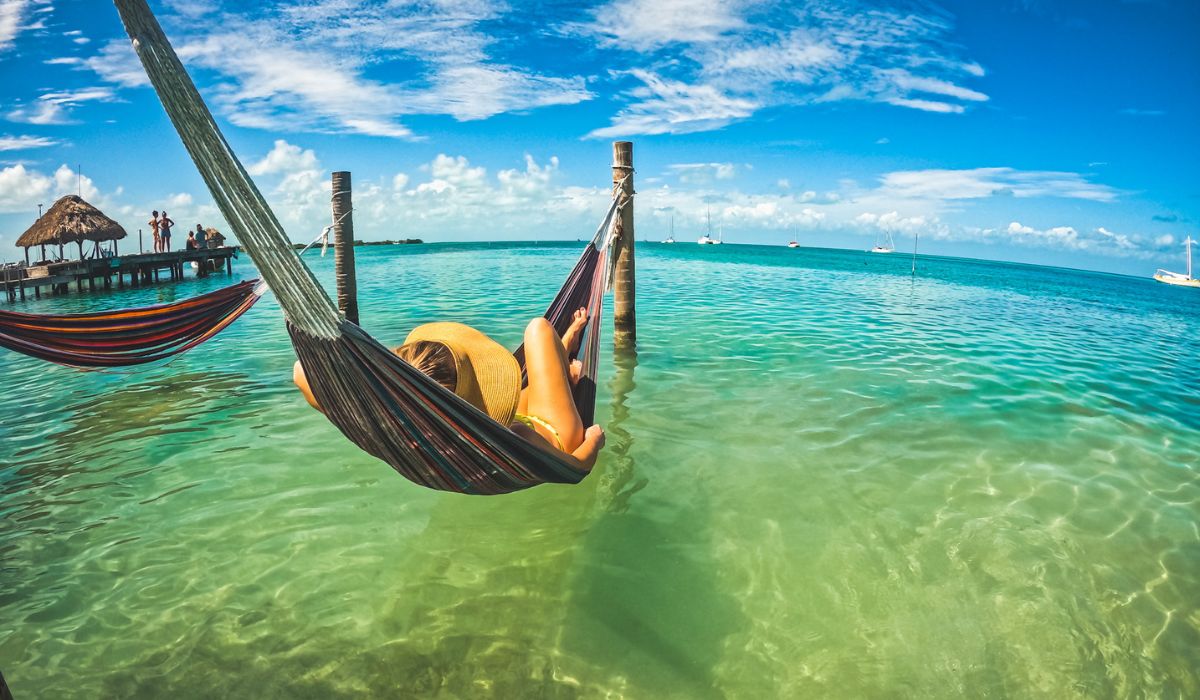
[114,0,626,494]
[0,280,263,368]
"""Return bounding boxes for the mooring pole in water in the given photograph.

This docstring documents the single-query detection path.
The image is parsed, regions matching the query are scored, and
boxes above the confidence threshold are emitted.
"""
[331,171,359,326]
[612,141,636,347]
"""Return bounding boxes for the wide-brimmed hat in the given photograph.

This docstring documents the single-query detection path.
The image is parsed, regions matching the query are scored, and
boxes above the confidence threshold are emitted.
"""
[403,322,519,426]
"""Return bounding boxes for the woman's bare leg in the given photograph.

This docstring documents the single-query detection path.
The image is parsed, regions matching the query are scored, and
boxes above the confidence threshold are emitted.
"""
[521,317,585,452]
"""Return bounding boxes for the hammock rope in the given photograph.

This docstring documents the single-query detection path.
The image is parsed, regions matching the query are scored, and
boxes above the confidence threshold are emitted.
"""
[113,0,632,494]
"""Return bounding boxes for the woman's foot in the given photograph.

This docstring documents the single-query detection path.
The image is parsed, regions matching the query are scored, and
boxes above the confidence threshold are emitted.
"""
[569,359,583,387]
[562,307,588,356]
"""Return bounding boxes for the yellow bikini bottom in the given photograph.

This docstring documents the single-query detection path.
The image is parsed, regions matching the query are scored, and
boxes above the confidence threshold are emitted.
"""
[513,413,564,452]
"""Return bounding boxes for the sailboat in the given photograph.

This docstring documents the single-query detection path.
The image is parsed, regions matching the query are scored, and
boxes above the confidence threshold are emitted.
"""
[871,227,895,253]
[787,227,800,248]
[713,222,724,245]
[1154,236,1200,288]
[698,209,717,244]
[663,216,676,244]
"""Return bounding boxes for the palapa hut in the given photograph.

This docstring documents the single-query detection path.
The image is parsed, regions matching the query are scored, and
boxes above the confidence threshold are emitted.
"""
[15,195,127,264]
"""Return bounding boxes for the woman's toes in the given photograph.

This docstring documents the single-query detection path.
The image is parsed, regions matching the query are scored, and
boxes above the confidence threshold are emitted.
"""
[569,359,583,386]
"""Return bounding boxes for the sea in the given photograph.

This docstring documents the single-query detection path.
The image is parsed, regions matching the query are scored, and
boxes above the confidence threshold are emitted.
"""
[1,241,1197,698]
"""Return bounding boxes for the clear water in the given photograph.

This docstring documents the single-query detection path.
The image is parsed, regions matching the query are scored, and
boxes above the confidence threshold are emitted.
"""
[2,243,1198,698]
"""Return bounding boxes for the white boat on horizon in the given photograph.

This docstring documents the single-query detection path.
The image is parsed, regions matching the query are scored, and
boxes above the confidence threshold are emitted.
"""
[698,209,718,244]
[1154,235,1199,288]
[871,228,895,253]
[663,216,676,244]
[787,227,800,248]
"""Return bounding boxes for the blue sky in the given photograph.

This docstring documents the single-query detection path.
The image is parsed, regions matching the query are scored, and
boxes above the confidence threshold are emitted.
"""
[0,0,1196,275]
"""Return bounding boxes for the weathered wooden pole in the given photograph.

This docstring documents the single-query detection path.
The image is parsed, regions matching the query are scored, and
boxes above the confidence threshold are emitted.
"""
[611,141,636,346]
[331,171,359,325]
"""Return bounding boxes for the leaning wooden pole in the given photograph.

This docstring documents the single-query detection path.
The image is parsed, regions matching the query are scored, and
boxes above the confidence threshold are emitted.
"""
[611,141,636,347]
[331,171,359,326]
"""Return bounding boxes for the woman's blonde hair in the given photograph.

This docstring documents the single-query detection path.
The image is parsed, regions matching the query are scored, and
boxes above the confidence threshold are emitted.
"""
[394,340,457,391]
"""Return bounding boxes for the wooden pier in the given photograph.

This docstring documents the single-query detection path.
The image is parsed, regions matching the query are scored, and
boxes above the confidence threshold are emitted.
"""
[2,247,238,302]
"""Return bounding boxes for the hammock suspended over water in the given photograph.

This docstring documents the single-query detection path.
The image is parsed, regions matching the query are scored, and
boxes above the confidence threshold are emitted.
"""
[0,279,264,368]
[113,0,628,495]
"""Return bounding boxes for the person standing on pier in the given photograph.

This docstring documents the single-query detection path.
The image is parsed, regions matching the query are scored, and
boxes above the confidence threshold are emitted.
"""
[160,211,175,252]
[195,224,207,250]
[149,210,161,252]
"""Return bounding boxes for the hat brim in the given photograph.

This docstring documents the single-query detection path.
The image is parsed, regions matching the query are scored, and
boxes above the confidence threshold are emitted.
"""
[403,322,520,426]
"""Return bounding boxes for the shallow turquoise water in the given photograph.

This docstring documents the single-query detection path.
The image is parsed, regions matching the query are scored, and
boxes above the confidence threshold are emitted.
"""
[1,242,1198,698]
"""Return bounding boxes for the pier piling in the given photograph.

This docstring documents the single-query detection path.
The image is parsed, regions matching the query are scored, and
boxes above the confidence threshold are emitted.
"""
[611,141,636,347]
[332,171,359,326]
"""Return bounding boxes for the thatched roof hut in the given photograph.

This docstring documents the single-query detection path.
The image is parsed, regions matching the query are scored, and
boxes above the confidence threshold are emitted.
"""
[15,195,127,249]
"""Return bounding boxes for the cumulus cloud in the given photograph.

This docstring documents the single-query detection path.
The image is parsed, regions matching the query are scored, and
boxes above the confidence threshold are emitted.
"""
[0,163,100,214]
[248,140,319,176]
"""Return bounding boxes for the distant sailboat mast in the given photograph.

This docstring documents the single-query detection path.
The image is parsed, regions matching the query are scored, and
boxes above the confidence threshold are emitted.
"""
[1189,235,1194,279]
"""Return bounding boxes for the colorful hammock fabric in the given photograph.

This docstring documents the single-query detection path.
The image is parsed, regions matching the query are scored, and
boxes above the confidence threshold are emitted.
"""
[0,280,264,367]
[115,0,623,494]
[291,241,609,493]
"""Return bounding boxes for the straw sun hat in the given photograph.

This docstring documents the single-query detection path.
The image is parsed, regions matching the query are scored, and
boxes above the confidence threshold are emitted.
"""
[403,322,520,426]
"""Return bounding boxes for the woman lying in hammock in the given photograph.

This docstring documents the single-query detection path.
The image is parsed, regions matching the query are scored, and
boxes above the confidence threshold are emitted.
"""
[292,309,607,469]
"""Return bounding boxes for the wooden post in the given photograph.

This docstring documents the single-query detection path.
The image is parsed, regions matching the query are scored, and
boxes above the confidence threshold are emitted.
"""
[611,141,636,346]
[332,171,359,325]
[139,229,143,253]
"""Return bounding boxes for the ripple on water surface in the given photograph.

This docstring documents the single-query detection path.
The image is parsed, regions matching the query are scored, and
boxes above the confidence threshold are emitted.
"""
[1,243,1198,698]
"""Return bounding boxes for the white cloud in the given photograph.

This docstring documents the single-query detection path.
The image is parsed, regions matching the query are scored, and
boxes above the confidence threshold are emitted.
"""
[7,87,116,125]
[52,164,99,201]
[65,2,591,139]
[0,134,57,151]
[581,1,988,136]
[884,97,964,114]
[168,192,193,208]
[0,0,40,54]
[1095,226,1136,250]
[587,69,757,137]
[248,139,319,176]
[0,164,52,213]
[1155,234,1175,248]
[584,0,744,50]
[47,40,150,88]
[999,221,1153,255]
[668,162,738,183]
[0,162,101,214]
[877,168,1117,202]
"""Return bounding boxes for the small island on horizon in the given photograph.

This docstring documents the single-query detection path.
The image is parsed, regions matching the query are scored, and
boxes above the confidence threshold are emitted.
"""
[290,238,423,250]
